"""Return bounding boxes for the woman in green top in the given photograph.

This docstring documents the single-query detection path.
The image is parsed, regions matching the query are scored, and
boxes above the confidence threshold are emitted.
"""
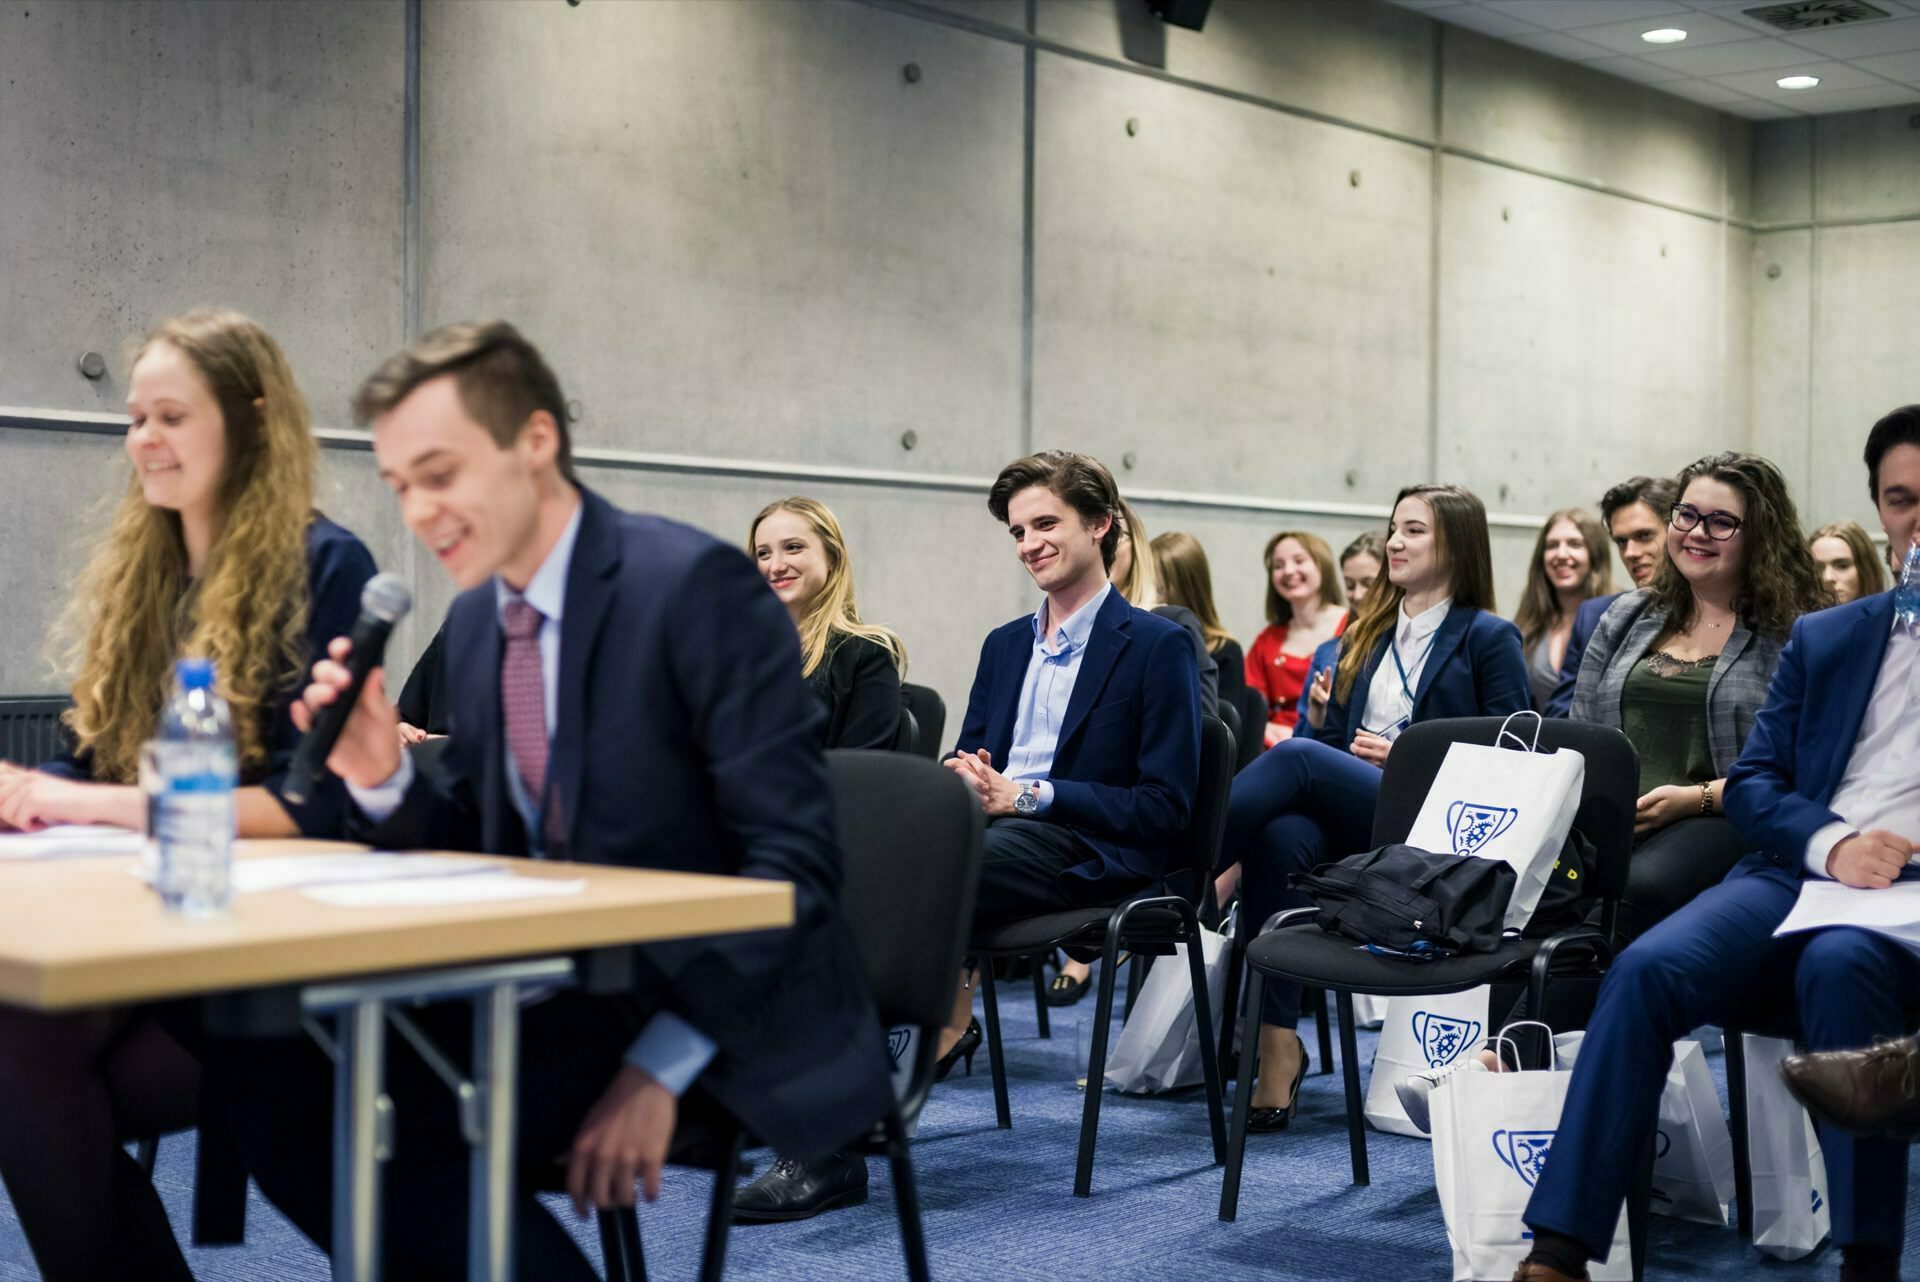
[1568,452,1828,940]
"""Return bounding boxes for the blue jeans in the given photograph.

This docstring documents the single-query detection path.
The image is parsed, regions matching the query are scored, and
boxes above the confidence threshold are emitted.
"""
[1222,738,1381,1029]
[1526,858,1920,1259]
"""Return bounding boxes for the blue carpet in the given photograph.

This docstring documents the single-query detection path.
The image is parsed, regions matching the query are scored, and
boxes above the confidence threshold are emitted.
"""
[3,977,1917,1279]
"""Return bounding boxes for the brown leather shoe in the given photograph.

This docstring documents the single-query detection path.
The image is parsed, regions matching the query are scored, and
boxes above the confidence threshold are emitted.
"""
[1780,1036,1920,1141]
[1511,1262,1588,1282]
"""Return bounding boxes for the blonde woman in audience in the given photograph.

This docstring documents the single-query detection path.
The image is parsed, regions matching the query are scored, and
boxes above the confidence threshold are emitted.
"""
[1514,508,1613,709]
[1810,519,1889,606]
[750,497,907,751]
[0,309,376,1282]
[1245,531,1346,747]
[1151,530,1242,704]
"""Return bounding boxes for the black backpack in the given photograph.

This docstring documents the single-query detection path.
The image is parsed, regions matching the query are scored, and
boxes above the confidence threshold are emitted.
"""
[1294,843,1516,956]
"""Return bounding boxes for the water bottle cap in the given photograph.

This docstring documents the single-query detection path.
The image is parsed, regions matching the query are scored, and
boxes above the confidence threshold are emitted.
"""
[175,659,216,691]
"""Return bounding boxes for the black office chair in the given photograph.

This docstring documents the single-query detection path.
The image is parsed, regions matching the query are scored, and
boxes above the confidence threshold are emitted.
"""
[969,715,1234,1196]
[0,696,72,767]
[898,684,946,761]
[581,750,984,1282]
[890,705,921,756]
[1216,698,1243,768]
[1217,718,1638,1219]
[1230,685,1267,774]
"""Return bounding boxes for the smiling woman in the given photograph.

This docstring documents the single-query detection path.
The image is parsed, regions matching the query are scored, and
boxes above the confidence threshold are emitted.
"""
[1513,509,1613,709]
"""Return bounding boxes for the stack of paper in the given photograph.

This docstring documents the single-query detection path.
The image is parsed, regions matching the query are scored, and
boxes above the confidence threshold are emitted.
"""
[0,824,144,860]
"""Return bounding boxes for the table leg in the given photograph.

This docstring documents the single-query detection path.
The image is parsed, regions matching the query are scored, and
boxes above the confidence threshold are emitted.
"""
[334,999,390,1282]
[469,982,520,1282]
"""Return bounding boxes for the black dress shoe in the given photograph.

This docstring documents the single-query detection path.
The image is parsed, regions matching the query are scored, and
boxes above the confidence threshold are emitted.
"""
[733,1153,869,1222]
[1246,1046,1310,1133]
[936,1017,981,1081]
[1045,972,1091,1007]
[1782,1036,1920,1141]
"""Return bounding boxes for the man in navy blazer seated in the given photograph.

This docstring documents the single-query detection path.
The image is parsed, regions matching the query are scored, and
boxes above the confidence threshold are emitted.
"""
[1515,407,1920,1282]
[1543,474,1676,717]
[222,322,890,1280]
[936,450,1202,1067]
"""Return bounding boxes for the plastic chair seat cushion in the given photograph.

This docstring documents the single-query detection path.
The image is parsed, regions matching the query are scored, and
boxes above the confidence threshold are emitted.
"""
[969,902,1192,955]
[1244,922,1546,996]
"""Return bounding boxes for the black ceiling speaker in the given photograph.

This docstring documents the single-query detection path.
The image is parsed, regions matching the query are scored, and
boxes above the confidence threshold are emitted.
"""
[1148,0,1212,32]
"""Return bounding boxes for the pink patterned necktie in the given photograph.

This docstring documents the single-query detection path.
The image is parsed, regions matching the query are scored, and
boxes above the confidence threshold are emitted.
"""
[501,599,560,850]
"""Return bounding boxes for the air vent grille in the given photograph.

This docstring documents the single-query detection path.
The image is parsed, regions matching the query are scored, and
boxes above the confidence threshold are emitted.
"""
[1743,0,1891,31]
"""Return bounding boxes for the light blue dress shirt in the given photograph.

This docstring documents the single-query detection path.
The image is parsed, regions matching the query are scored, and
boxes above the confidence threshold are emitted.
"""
[349,499,716,1096]
[1002,583,1112,812]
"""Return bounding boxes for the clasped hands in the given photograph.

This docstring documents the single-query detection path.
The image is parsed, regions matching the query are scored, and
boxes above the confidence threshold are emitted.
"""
[945,748,1027,817]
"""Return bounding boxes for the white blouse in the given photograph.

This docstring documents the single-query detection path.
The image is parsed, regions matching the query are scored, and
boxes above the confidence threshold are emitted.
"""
[1357,596,1453,742]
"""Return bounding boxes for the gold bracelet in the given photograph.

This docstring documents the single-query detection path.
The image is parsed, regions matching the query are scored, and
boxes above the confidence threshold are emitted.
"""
[1699,781,1714,816]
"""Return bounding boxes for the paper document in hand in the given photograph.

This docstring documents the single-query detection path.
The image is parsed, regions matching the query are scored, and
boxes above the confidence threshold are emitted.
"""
[1775,880,1920,952]
[0,825,143,860]
[303,872,586,907]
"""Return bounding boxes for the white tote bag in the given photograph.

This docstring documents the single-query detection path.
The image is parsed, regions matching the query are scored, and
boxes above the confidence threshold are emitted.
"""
[1651,1039,1736,1226]
[1402,711,1585,932]
[1430,1023,1631,1281]
[1363,986,1491,1138]
[1743,1033,1832,1259]
[1102,926,1229,1094]
[1354,993,1390,1030]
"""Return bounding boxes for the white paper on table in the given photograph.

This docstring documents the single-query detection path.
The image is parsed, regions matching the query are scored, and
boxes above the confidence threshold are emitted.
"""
[1774,879,1920,952]
[126,852,498,894]
[0,824,143,859]
[302,872,586,907]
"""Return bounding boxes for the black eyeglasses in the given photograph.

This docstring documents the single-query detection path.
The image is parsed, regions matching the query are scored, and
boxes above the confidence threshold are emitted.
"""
[1670,502,1743,542]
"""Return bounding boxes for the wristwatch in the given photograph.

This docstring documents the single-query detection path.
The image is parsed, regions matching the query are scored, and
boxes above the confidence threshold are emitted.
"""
[1013,783,1040,816]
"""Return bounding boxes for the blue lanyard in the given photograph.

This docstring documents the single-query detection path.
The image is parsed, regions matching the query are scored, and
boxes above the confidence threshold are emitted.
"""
[1389,630,1436,702]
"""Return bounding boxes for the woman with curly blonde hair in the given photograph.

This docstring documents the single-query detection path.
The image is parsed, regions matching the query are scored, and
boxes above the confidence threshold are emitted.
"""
[0,309,376,1281]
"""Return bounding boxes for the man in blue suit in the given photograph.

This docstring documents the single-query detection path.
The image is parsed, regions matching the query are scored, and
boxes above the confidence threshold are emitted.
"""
[1516,407,1920,1282]
[937,451,1201,1058]
[1543,474,1676,717]
[230,323,890,1280]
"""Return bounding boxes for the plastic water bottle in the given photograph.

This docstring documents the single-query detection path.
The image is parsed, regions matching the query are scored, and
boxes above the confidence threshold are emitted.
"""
[1896,541,1920,635]
[153,659,236,915]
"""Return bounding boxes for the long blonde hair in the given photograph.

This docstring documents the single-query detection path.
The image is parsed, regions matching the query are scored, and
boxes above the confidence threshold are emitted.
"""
[748,497,906,680]
[1513,508,1614,650]
[1112,499,1161,608]
[56,310,317,782]
[1810,520,1890,601]
[1150,531,1232,651]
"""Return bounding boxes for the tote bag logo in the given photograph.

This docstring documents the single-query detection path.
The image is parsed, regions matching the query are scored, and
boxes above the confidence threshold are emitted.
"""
[1493,1129,1556,1188]
[1446,800,1519,855]
[1412,1010,1482,1069]
[887,1028,912,1067]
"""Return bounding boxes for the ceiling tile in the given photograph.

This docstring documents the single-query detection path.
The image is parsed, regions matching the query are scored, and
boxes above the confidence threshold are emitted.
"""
[1503,29,1617,59]
[1853,46,1920,79]
[1546,10,1756,55]
[1765,81,1920,110]
[1480,0,1691,29]
[1641,36,1834,74]
[1582,52,1696,82]
[1780,15,1920,57]
[1710,60,1889,96]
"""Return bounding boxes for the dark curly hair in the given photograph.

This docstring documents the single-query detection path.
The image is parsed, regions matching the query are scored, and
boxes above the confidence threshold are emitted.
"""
[1648,452,1824,642]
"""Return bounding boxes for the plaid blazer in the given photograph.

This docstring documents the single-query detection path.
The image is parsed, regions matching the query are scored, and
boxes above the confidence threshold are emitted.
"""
[1569,588,1784,778]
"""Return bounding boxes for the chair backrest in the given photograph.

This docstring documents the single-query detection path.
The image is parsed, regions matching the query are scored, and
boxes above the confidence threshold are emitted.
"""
[1231,685,1267,773]
[1215,697,1243,759]
[898,683,946,761]
[889,705,920,756]
[827,749,984,1030]
[0,697,72,768]
[1368,716,1639,904]
[1163,714,1235,910]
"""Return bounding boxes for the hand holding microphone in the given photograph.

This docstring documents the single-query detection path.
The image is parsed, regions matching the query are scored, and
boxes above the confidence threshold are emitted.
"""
[283,574,412,802]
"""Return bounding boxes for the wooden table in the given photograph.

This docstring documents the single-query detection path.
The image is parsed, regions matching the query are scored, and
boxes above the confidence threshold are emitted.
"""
[0,840,794,1282]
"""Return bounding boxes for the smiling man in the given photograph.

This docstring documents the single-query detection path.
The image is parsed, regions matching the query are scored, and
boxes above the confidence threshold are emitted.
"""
[933,451,1201,1067]
[215,321,889,1281]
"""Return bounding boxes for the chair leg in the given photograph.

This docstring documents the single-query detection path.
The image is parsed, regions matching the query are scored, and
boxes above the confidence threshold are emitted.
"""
[1072,931,1125,1197]
[1218,969,1263,1221]
[1183,915,1228,1164]
[1627,1125,1655,1282]
[883,1107,931,1282]
[597,1207,648,1282]
[1032,952,1051,1040]
[1725,1030,1752,1240]
[980,965,1012,1130]
[1216,931,1244,1081]
[1313,987,1335,1076]
[698,1132,742,1282]
[1335,991,1369,1186]
[1123,952,1146,1020]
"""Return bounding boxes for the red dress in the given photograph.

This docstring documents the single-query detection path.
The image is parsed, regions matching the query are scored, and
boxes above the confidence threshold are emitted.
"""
[1244,614,1349,731]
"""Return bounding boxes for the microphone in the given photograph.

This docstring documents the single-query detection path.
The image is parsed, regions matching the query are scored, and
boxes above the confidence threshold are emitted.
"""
[281,572,413,804]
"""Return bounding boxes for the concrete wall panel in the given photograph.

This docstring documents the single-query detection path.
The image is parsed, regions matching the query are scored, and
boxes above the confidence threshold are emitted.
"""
[421,0,1025,477]
[1752,120,1813,227]
[1810,223,1920,531]
[1815,107,1920,224]
[0,436,129,694]
[1437,156,1734,514]
[914,0,1031,33]
[0,0,405,421]
[1030,52,1433,503]
[1035,0,1436,143]
[1747,231,1812,507]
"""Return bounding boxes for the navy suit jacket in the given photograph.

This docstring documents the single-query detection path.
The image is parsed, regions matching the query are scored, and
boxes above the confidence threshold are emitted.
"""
[1725,591,1897,875]
[1544,592,1618,718]
[1317,604,1532,749]
[354,488,889,1160]
[955,589,1201,890]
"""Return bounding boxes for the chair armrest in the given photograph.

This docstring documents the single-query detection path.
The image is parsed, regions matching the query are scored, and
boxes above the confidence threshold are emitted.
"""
[1527,926,1614,1018]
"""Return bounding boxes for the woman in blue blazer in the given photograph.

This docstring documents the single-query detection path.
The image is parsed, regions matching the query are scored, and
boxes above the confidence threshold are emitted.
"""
[1222,483,1529,1131]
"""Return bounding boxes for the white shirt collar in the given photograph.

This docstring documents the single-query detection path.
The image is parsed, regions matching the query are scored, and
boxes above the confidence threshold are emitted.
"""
[1397,594,1452,642]
[494,498,584,624]
[1032,582,1112,655]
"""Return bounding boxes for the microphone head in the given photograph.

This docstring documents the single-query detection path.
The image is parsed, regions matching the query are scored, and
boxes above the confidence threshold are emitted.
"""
[360,572,413,624]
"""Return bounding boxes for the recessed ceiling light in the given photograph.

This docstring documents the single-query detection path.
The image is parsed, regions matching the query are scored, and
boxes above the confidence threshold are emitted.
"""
[1776,74,1822,89]
[1640,28,1688,44]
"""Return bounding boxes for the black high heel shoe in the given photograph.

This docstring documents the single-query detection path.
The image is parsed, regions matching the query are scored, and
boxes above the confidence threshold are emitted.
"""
[1247,1045,1310,1133]
[936,1018,982,1081]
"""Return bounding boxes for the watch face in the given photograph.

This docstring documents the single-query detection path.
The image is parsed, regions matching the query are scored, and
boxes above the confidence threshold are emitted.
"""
[1015,789,1036,814]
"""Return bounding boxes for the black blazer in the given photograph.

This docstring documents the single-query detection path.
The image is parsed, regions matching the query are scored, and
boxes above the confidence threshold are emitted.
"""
[1213,636,1247,705]
[808,632,902,751]
[353,488,890,1160]
[395,619,451,735]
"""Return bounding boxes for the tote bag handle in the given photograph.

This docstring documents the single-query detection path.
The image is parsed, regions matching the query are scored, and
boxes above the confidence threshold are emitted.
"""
[1496,709,1545,754]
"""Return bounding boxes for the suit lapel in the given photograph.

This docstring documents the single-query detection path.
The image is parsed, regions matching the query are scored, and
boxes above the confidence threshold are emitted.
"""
[1818,595,1896,804]
[988,625,1028,768]
[446,591,510,848]
[1058,590,1132,749]
[1411,605,1472,712]
[547,490,620,857]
